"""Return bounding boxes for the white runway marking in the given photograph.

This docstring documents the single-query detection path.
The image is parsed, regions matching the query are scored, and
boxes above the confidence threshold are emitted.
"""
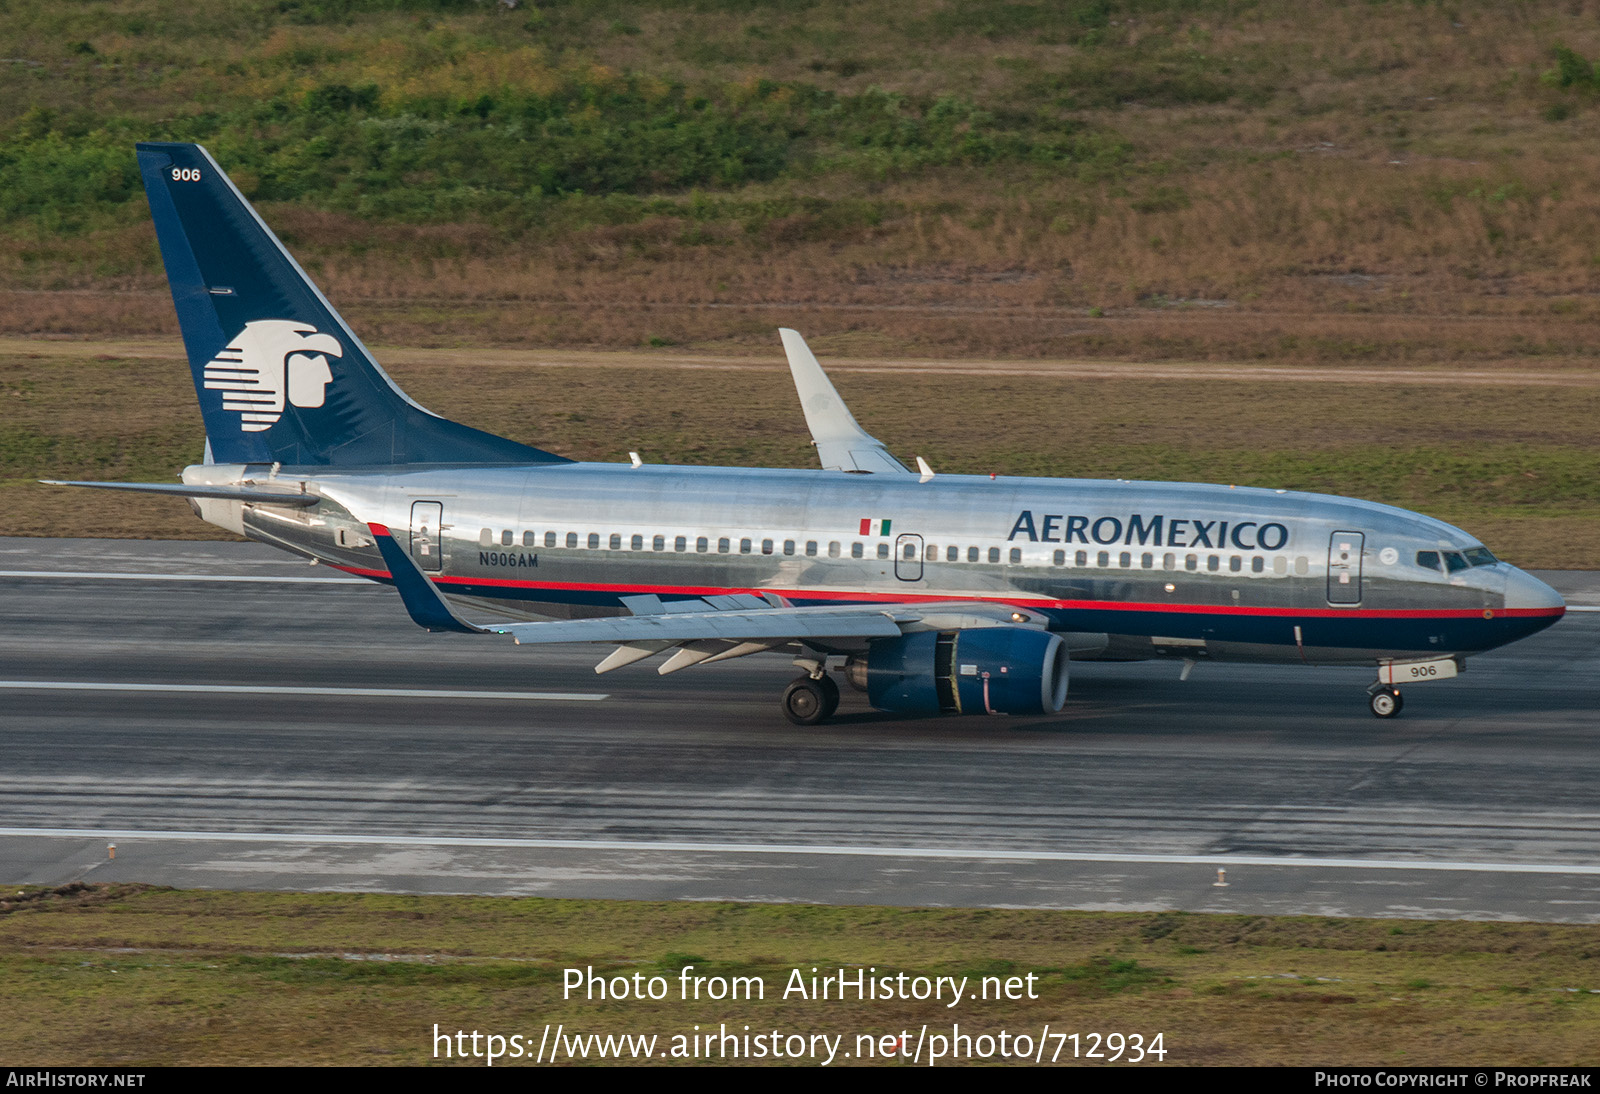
[0,570,365,584]
[1564,605,1600,613]
[4,827,1599,875]
[0,681,606,702]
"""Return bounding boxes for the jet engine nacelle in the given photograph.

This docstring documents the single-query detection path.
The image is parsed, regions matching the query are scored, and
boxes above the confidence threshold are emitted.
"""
[848,627,1069,717]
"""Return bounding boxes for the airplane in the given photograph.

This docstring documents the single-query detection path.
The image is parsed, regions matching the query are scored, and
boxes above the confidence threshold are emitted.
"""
[49,142,1567,724]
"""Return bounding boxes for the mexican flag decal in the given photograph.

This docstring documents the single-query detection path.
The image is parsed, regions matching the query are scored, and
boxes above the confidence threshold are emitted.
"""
[859,518,892,536]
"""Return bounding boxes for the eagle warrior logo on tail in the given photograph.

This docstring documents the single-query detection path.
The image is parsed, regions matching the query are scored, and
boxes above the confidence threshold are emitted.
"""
[203,320,340,432]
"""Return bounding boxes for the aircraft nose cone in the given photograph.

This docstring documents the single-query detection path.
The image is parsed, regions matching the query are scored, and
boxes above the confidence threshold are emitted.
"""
[1503,567,1565,614]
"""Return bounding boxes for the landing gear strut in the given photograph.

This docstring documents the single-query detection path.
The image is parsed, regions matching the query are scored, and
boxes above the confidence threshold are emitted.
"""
[781,674,840,725]
[1367,683,1403,719]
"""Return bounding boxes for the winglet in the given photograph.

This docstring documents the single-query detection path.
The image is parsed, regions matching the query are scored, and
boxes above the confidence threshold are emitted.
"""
[778,329,910,474]
[368,522,485,634]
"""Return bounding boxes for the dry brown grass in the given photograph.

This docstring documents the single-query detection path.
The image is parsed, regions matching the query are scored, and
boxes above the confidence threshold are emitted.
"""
[4,339,1599,566]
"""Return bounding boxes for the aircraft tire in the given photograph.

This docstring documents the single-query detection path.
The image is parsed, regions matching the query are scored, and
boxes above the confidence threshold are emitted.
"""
[1369,688,1403,718]
[817,674,840,720]
[782,677,832,725]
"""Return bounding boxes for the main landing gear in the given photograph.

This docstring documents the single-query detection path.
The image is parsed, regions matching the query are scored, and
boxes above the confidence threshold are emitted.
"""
[781,674,840,725]
[1367,682,1404,719]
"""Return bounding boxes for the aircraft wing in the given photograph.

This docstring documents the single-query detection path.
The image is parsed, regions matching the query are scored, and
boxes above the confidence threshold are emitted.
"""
[368,522,1043,674]
[779,328,911,474]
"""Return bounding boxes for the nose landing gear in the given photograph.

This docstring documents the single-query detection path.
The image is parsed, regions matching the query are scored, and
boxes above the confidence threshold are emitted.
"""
[1367,682,1403,718]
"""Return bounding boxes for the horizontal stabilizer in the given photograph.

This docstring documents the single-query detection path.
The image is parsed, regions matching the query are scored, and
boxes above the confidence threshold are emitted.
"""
[43,480,321,507]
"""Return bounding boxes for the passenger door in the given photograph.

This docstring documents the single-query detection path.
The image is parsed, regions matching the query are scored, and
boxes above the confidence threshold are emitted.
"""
[1327,531,1364,604]
[410,500,445,572]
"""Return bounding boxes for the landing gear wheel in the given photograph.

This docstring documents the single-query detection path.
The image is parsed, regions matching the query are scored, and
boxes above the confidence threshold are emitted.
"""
[816,674,840,720]
[1369,687,1403,719]
[782,677,832,725]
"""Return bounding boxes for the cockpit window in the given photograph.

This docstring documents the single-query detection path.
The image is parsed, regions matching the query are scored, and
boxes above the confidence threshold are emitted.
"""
[1464,547,1498,567]
[1416,550,1441,572]
[1443,551,1469,573]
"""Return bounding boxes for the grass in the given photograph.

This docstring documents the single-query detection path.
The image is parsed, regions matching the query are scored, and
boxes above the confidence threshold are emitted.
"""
[1,883,1597,1066]
[4,340,1600,567]
[9,2,1600,355]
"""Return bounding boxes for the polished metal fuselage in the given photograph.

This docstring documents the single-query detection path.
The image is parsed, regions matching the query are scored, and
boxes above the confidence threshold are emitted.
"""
[194,460,1564,666]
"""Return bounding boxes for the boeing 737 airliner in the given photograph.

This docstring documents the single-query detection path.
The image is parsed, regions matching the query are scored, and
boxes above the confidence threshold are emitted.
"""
[51,143,1567,723]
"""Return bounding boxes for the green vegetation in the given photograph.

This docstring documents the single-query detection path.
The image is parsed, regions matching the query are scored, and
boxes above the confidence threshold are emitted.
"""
[7,0,1600,354]
[1,884,1597,1066]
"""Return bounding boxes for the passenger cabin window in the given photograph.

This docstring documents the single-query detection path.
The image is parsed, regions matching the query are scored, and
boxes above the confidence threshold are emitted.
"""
[763,539,775,555]
[968,547,980,563]
[740,538,752,554]
[697,536,709,552]
[829,541,841,558]
[1118,551,1131,569]
[674,535,687,552]
[1207,555,1220,572]
[587,533,600,549]
[1163,552,1175,570]
[1141,553,1153,569]
[1075,550,1088,566]
[1053,550,1066,566]
[609,533,621,550]
[545,531,557,548]
[1229,555,1242,573]
[783,540,795,555]
[719,537,731,553]
[1273,556,1287,574]
[1185,554,1198,571]
[479,528,493,548]
[852,543,864,559]
[566,532,578,548]
[502,530,514,546]
[523,531,536,548]
[1252,557,1265,573]
[631,534,643,551]
[805,541,818,556]
[926,544,937,561]
[877,543,890,559]
[988,547,1001,564]
[654,535,666,552]
[1010,548,1023,564]
[1097,551,1109,568]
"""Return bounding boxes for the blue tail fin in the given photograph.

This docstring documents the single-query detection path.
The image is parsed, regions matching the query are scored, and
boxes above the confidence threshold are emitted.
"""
[136,142,567,467]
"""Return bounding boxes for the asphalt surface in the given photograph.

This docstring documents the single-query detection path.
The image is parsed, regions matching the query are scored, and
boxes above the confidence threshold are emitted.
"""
[2,537,1598,921]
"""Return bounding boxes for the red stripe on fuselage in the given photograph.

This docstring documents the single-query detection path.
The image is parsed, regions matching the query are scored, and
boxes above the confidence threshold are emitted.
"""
[327,565,1565,621]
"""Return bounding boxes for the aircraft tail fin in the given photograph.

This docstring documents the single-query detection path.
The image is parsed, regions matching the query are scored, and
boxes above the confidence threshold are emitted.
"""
[135,142,567,468]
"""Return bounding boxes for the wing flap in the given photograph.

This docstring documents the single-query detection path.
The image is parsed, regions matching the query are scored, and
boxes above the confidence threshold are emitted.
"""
[492,606,909,645]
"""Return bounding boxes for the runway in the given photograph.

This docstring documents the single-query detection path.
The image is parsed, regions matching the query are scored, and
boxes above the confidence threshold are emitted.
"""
[3,536,1599,920]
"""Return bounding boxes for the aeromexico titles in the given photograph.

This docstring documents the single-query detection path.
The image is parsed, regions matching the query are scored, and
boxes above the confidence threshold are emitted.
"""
[50,142,1566,724]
